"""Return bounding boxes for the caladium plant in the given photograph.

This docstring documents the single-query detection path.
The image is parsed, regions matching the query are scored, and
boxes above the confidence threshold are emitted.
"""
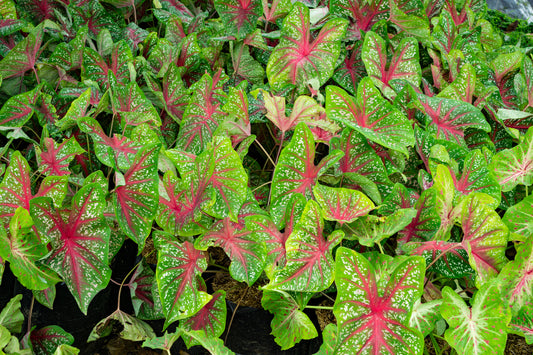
[0,0,532,353]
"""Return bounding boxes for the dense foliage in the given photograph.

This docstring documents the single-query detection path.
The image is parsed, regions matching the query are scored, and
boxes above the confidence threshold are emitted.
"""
[0,0,532,353]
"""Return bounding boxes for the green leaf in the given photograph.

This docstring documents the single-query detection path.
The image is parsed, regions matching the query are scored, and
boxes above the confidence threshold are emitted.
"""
[362,31,421,98]
[88,309,155,342]
[313,323,337,355]
[334,248,425,354]
[214,0,262,39]
[153,232,211,328]
[313,184,374,224]
[490,126,533,192]
[30,184,111,314]
[0,23,43,79]
[461,193,508,286]
[262,290,318,350]
[409,299,443,336]
[29,325,74,355]
[270,123,343,226]
[266,2,347,91]
[441,283,511,355]
[502,194,533,239]
[142,330,182,352]
[343,208,417,247]
[55,88,92,131]
[113,144,160,249]
[0,294,23,334]
[0,207,60,290]
[0,85,41,129]
[326,79,414,156]
[36,137,85,177]
[267,200,343,292]
[53,344,80,355]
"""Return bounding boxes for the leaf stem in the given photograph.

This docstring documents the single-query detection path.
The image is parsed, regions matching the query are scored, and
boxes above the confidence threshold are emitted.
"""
[254,139,276,168]
[116,250,155,311]
[305,305,333,310]
[377,242,385,255]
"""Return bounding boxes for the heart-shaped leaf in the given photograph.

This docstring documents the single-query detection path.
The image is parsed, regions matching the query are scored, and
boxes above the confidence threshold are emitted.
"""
[262,290,318,350]
[334,247,425,354]
[153,232,211,327]
[0,85,41,129]
[29,326,74,355]
[313,183,374,224]
[267,200,343,292]
[362,31,421,98]
[113,144,160,249]
[0,23,43,79]
[214,0,262,39]
[490,126,533,192]
[441,283,511,355]
[266,2,347,91]
[270,123,343,225]
[30,183,111,314]
[502,194,533,239]
[36,137,85,177]
[326,78,414,156]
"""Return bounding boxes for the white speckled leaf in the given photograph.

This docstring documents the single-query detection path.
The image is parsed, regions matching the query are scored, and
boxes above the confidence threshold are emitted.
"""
[362,31,421,97]
[78,116,141,171]
[326,79,414,156]
[334,247,424,355]
[82,40,132,90]
[113,144,160,249]
[0,84,41,127]
[313,184,374,224]
[29,325,74,355]
[266,200,343,292]
[36,137,85,177]
[30,184,111,315]
[490,126,533,192]
[88,309,155,342]
[266,2,347,91]
[0,208,60,291]
[0,151,67,225]
[176,70,228,154]
[153,232,211,328]
[441,283,511,355]
[461,193,508,287]
[262,290,318,350]
[270,123,343,224]
[214,0,262,39]
[409,299,443,336]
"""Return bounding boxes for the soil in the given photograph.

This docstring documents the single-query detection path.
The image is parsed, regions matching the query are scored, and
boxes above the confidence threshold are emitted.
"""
[211,272,264,308]
[314,299,335,332]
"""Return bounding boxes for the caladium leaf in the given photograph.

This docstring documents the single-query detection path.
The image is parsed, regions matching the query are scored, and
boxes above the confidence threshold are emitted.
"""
[29,326,74,355]
[195,216,267,285]
[330,128,392,196]
[502,194,533,239]
[522,55,533,109]
[146,63,189,122]
[329,0,389,34]
[230,41,265,86]
[36,137,85,177]
[262,290,318,350]
[398,189,441,245]
[88,309,155,342]
[497,238,533,314]
[0,151,67,224]
[0,84,41,129]
[270,123,343,225]
[441,283,511,355]
[333,42,366,95]
[461,193,508,286]
[179,290,226,348]
[108,72,161,128]
[490,126,533,192]
[214,0,262,39]
[266,2,348,91]
[313,183,374,224]
[266,200,343,292]
[128,260,164,320]
[314,323,337,355]
[343,208,417,247]
[82,40,132,89]
[55,88,92,131]
[113,144,160,249]
[407,240,474,278]
[509,305,533,344]
[0,207,60,290]
[411,94,490,146]
[334,247,425,354]
[30,183,111,314]
[153,232,211,327]
[409,299,443,337]
[326,78,414,156]
[0,22,43,79]
[362,31,421,98]
[176,70,228,154]
[78,116,141,170]
[0,294,23,333]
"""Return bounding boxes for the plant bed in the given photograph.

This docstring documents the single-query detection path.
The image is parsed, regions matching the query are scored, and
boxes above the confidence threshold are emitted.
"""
[1,0,533,354]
